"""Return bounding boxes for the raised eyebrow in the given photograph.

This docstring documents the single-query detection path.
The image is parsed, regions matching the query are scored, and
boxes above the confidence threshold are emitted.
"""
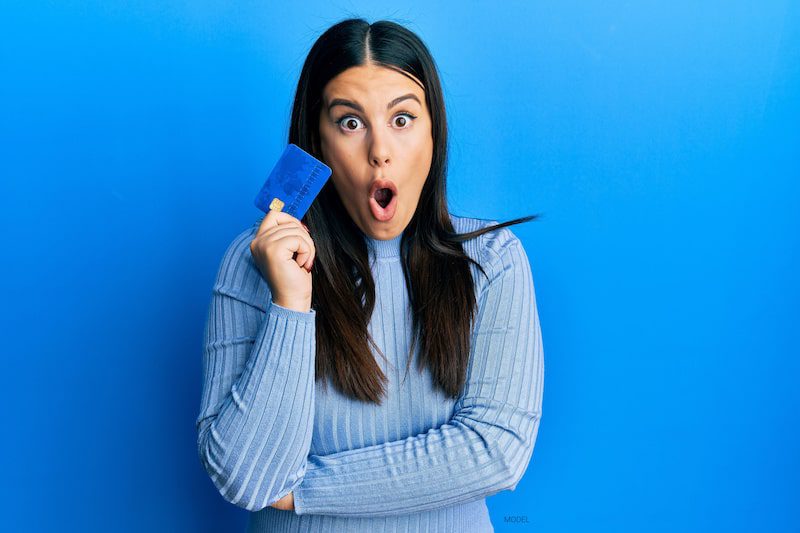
[328,93,421,113]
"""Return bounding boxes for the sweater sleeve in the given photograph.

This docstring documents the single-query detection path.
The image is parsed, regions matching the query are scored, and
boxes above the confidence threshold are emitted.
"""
[195,229,317,512]
[292,228,544,517]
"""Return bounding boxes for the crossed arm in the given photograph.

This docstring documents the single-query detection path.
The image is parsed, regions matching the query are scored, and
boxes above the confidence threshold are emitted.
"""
[196,228,544,516]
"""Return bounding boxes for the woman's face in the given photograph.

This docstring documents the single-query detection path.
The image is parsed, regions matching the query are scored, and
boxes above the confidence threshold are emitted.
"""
[318,63,433,240]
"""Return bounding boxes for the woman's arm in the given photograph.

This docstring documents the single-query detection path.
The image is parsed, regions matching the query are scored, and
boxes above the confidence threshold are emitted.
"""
[270,491,295,511]
[291,230,544,517]
[195,230,317,512]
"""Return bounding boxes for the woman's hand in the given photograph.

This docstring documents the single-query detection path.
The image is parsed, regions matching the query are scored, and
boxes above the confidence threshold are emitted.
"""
[269,491,295,511]
[249,210,315,313]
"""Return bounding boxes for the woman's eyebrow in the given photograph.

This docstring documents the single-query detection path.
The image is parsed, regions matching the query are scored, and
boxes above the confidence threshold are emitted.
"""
[328,93,421,113]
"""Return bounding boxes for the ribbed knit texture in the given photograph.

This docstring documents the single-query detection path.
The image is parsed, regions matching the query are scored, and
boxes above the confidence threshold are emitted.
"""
[196,214,545,532]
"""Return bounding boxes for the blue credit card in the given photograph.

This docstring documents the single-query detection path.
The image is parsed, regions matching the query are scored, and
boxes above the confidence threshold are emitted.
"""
[253,143,332,219]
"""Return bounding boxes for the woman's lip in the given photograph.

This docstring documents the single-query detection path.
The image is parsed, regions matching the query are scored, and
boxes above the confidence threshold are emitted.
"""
[369,178,398,198]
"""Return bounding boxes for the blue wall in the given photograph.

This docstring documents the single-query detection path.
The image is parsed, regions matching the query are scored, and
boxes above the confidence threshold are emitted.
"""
[1,2,797,531]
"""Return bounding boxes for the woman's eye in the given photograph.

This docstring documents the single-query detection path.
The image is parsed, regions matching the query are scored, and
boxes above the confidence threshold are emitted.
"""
[336,116,363,131]
[335,112,417,133]
[392,112,417,128]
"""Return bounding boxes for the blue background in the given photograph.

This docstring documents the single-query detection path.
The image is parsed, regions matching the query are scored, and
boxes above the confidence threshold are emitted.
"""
[1,1,797,531]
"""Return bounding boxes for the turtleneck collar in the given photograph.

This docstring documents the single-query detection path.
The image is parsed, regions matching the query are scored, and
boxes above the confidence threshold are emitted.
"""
[364,231,403,259]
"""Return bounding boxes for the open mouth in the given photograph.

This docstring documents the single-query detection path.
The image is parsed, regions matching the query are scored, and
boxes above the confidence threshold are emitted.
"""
[373,187,394,208]
[368,178,399,222]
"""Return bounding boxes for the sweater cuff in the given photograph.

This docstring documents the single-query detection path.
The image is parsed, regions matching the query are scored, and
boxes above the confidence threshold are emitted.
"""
[292,484,308,515]
[269,299,316,322]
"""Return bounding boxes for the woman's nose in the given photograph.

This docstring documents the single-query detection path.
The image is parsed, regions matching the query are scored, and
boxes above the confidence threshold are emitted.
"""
[369,131,391,166]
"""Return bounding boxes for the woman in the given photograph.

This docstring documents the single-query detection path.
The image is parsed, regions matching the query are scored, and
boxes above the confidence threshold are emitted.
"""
[196,17,545,532]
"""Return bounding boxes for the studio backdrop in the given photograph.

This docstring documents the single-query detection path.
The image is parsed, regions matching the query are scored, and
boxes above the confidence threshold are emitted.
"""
[1,1,797,532]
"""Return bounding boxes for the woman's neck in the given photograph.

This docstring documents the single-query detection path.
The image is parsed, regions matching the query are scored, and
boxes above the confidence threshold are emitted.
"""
[364,232,402,258]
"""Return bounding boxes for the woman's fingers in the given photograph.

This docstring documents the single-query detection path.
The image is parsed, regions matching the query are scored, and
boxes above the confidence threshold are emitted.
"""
[258,225,315,270]
[252,211,314,271]
[255,210,310,239]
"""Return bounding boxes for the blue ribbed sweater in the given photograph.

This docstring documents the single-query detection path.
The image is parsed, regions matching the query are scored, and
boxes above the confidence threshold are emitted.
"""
[195,213,544,532]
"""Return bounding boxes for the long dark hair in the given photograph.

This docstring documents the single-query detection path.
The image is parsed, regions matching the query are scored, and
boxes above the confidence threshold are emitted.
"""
[286,17,540,404]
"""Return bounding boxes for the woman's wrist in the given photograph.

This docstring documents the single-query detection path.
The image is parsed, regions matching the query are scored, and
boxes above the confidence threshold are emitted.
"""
[270,491,295,511]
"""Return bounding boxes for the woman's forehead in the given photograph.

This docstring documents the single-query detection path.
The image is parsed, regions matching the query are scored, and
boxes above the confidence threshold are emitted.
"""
[324,65,424,101]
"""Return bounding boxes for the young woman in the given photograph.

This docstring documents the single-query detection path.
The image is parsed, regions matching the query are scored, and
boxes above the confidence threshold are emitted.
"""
[196,17,545,532]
